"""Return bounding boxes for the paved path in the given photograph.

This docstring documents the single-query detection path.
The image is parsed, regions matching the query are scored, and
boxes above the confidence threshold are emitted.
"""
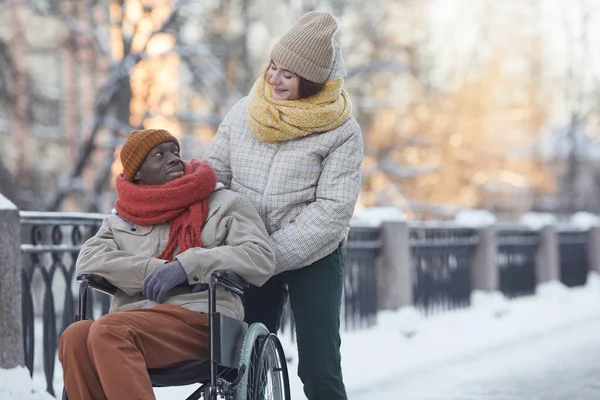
[351,315,600,400]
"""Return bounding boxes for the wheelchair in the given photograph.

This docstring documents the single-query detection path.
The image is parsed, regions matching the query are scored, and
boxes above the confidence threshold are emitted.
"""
[62,270,291,400]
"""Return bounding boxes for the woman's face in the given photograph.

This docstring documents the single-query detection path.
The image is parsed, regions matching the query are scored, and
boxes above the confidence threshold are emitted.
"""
[134,141,184,185]
[267,60,300,101]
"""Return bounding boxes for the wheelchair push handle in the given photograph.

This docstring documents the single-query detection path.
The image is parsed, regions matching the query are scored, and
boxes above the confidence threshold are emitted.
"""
[210,269,250,296]
[77,274,118,296]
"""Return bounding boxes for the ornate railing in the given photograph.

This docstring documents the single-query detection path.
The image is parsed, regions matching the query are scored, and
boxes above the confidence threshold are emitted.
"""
[342,226,381,330]
[409,223,478,315]
[496,225,538,298]
[279,225,382,343]
[19,211,105,396]
[558,228,589,287]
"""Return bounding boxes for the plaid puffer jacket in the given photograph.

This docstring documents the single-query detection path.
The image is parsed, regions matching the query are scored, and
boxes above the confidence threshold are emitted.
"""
[203,96,363,274]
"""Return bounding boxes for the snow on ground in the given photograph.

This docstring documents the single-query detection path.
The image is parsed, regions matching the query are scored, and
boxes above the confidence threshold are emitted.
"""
[0,367,54,400]
[3,272,600,399]
[354,311,600,399]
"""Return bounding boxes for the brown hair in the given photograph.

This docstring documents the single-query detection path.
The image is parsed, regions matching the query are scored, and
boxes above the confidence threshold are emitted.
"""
[263,63,326,99]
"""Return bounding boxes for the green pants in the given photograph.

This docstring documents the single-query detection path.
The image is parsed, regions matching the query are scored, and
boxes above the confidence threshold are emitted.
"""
[244,248,347,400]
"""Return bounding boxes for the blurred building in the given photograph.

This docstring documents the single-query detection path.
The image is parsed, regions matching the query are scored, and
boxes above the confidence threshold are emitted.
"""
[1,0,599,218]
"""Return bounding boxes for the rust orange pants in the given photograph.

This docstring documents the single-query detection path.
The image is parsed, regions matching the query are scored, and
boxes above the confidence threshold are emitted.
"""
[58,304,210,400]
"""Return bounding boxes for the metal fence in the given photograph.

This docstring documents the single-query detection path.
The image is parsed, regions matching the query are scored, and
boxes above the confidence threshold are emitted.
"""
[19,211,105,396]
[279,226,382,342]
[558,228,589,287]
[16,211,596,397]
[496,226,538,299]
[341,226,381,330]
[409,223,478,315]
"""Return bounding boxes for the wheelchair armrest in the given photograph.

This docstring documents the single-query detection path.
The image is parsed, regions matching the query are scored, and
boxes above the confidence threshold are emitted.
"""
[211,270,249,296]
[77,274,118,296]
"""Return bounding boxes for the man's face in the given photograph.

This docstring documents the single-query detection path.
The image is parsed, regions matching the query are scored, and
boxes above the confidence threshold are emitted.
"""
[134,141,184,185]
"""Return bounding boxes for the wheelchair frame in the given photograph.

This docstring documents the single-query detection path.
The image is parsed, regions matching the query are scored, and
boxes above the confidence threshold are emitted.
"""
[70,270,290,400]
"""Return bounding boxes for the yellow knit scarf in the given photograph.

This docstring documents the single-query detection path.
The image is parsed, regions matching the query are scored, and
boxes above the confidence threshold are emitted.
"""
[247,76,352,143]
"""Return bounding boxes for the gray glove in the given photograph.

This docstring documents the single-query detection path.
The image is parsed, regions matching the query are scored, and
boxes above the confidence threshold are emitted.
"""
[142,260,188,303]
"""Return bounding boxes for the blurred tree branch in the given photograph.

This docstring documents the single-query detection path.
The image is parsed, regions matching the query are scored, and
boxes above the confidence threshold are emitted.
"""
[560,0,597,213]
[46,2,179,211]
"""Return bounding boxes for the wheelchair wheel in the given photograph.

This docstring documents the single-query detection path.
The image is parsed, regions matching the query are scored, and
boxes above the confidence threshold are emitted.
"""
[234,323,268,400]
[234,323,290,400]
[250,333,290,400]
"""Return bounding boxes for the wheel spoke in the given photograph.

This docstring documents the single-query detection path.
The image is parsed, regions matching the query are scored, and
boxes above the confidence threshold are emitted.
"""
[251,335,290,400]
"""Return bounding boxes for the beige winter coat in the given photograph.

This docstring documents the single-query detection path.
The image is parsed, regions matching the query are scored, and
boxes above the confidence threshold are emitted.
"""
[76,188,275,320]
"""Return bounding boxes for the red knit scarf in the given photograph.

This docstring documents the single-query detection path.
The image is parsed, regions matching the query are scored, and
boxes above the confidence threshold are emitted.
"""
[114,158,217,261]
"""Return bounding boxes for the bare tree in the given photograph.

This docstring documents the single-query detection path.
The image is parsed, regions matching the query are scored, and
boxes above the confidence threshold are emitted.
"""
[9,0,29,188]
[46,0,246,211]
[47,4,177,211]
[558,0,598,213]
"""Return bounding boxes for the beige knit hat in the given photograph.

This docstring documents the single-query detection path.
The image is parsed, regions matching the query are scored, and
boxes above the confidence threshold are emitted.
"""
[270,11,338,84]
[120,128,180,181]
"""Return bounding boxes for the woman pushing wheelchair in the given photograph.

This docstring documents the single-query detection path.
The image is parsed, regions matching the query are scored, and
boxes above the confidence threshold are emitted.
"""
[203,11,363,400]
[58,128,275,400]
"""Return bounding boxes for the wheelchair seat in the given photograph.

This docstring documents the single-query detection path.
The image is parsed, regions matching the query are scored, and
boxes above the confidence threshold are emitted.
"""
[149,358,211,387]
[148,312,248,388]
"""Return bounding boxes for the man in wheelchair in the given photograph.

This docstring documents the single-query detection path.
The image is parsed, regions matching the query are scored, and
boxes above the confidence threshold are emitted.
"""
[58,129,276,400]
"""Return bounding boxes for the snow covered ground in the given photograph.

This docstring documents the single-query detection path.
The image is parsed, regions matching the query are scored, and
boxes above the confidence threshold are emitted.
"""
[2,272,600,399]
[354,314,600,399]
[283,272,600,399]
[0,367,55,400]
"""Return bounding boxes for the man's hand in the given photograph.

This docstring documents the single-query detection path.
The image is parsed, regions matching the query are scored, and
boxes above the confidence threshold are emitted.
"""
[142,260,188,303]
